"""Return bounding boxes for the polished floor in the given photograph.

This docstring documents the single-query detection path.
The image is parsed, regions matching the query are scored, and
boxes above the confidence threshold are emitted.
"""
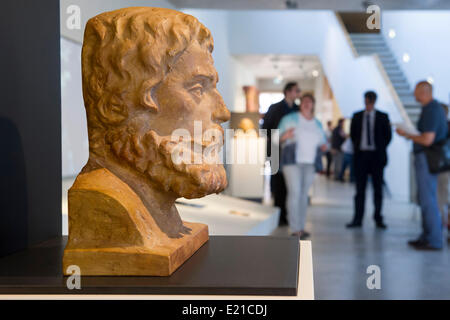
[272,175,450,300]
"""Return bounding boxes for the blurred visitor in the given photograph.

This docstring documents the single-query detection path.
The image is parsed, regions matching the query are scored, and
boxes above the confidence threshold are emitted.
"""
[347,91,392,229]
[262,82,300,226]
[315,146,324,173]
[324,121,333,177]
[331,118,346,180]
[397,81,447,250]
[437,103,450,234]
[338,137,355,182]
[278,94,327,239]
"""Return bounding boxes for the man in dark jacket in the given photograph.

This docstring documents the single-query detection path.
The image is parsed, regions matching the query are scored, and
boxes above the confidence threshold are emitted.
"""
[347,91,392,229]
[262,82,300,225]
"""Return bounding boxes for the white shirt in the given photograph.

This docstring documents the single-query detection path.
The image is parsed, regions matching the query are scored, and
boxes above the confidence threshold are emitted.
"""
[360,109,376,151]
[295,114,324,164]
[341,138,354,154]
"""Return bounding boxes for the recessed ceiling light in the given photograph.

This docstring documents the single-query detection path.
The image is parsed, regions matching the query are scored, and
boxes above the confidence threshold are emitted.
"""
[427,76,434,84]
[402,53,410,63]
[274,75,283,84]
[388,29,396,39]
[312,70,319,77]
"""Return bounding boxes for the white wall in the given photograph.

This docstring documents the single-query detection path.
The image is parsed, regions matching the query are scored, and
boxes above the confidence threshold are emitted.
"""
[383,11,450,104]
[61,38,87,177]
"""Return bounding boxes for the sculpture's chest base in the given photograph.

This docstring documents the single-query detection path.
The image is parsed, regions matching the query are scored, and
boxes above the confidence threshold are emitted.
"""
[63,222,209,276]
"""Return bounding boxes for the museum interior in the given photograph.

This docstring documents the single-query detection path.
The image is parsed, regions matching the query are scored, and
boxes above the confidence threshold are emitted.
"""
[1,0,450,300]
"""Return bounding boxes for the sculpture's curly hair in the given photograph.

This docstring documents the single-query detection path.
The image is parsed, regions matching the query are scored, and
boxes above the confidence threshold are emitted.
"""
[81,7,213,154]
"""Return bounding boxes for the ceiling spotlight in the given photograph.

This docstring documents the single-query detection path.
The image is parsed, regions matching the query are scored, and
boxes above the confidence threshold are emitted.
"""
[274,75,283,84]
[312,70,319,77]
[388,29,396,39]
[427,76,434,84]
[402,53,410,63]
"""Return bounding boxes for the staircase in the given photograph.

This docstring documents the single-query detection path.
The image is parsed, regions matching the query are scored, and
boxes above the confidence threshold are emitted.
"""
[349,33,421,124]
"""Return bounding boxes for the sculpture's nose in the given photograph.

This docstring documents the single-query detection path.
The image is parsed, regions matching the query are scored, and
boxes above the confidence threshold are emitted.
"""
[212,91,230,123]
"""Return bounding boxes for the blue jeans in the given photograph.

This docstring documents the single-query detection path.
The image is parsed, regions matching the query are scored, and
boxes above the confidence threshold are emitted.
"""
[339,153,355,182]
[283,163,316,232]
[415,152,443,248]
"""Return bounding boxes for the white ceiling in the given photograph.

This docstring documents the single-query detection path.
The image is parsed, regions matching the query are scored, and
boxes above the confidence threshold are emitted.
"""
[169,0,450,10]
[234,54,322,80]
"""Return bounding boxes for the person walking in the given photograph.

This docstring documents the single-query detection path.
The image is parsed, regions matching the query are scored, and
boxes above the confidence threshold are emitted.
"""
[437,103,450,236]
[397,81,447,250]
[331,119,346,180]
[262,82,301,226]
[347,91,392,229]
[278,94,327,239]
[338,137,355,182]
[324,121,334,177]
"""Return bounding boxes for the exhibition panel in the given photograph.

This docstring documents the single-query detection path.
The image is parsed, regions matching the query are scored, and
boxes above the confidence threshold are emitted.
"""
[0,0,61,257]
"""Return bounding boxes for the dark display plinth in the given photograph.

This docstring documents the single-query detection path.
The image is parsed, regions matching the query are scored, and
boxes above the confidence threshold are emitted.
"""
[0,236,299,296]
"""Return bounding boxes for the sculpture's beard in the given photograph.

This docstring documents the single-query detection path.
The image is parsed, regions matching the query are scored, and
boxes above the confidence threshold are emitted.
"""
[106,126,227,199]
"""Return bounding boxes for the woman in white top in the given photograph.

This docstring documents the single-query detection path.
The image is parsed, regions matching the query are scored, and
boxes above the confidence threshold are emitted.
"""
[278,94,327,239]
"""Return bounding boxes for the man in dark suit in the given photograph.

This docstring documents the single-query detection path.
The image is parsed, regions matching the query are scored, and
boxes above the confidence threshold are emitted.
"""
[347,91,392,229]
[262,82,300,225]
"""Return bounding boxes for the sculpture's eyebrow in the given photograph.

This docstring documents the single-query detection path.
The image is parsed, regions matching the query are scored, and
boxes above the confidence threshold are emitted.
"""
[190,70,218,83]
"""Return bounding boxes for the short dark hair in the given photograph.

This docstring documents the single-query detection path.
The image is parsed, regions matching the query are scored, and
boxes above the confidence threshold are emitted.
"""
[283,82,298,95]
[364,91,377,104]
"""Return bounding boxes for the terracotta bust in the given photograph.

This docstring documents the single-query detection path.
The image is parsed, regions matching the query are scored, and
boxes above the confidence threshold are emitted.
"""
[238,118,256,133]
[63,7,230,276]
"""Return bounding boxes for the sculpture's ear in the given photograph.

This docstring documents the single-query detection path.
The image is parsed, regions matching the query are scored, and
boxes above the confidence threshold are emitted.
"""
[140,79,159,113]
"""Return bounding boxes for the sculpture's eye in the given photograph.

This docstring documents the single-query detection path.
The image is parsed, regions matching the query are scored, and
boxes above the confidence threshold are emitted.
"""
[189,83,204,98]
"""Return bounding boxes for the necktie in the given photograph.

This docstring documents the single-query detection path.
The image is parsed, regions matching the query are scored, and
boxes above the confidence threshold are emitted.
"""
[366,113,372,147]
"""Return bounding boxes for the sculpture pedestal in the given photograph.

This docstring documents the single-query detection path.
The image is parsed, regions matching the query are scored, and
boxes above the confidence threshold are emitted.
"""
[63,222,208,276]
[0,236,299,296]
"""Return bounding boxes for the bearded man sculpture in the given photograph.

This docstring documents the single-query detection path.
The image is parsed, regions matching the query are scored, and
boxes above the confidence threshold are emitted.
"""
[63,7,230,276]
